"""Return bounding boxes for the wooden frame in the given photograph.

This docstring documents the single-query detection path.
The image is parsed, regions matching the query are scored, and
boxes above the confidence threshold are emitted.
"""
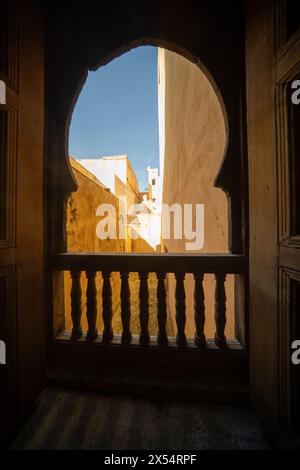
[53,253,245,274]
[44,2,249,382]
[275,0,300,437]
[278,267,300,430]
[0,109,17,249]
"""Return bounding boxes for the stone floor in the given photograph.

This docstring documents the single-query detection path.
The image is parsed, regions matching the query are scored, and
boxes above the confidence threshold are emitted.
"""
[12,387,271,450]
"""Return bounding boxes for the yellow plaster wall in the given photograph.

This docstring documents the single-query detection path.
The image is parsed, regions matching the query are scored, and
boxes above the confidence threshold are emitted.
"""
[64,158,163,336]
[159,49,235,340]
[64,158,126,333]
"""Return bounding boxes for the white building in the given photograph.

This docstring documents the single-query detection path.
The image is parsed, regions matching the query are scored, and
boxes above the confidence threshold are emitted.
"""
[75,155,162,252]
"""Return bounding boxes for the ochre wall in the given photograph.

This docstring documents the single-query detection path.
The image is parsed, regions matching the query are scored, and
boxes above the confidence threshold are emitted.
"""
[65,159,126,333]
[67,158,125,253]
[159,49,234,340]
[114,174,139,252]
[124,157,140,201]
[64,159,160,335]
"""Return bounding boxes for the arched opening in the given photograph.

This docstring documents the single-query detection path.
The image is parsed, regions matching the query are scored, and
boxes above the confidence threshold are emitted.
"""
[61,44,236,341]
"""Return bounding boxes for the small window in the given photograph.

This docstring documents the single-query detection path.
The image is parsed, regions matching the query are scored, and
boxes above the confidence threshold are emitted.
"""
[152,178,155,185]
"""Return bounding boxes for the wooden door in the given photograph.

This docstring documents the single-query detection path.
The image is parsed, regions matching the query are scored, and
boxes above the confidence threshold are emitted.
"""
[276,0,300,436]
[246,0,300,447]
[0,0,19,441]
[0,0,45,444]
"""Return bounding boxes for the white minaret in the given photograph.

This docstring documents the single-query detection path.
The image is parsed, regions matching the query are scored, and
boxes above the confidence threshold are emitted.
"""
[147,166,161,204]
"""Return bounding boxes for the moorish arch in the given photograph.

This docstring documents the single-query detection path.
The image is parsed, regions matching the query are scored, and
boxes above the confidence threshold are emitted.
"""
[45,1,246,257]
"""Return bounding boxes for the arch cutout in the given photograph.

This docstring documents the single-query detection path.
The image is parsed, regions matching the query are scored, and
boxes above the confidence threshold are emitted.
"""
[46,30,245,256]
[65,38,230,198]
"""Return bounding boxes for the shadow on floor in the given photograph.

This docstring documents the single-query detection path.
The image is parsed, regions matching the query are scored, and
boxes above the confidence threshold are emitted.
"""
[11,387,271,450]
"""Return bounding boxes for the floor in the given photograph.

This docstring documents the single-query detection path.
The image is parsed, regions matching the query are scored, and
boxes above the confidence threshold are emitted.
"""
[12,387,271,450]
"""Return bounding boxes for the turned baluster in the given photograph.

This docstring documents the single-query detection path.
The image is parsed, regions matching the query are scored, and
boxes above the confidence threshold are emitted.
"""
[156,272,168,346]
[120,271,132,344]
[70,270,82,341]
[175,272,187,346]
[139,272,150,345]
[193,272,206,347]
[86,271,98,342]
[214,272,227,346]
[102,271,114,343]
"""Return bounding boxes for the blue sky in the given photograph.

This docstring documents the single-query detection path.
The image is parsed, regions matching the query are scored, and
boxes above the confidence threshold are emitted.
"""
[69,46,159,191]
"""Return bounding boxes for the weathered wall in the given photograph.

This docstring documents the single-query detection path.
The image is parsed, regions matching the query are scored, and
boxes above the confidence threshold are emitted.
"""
[77,155,140,250]
[67,158,125,253]
[64,158,159,335]
[113,159,140,214]
[78,155,140,203]
[158,49,234,339]
[125,156,140,200]
[77,156,127,194]
[65,158,126,333]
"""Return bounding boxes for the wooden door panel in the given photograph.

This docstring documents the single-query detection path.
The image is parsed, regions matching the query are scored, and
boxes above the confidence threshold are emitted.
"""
[0,0,18,442]
[276,0,300,435]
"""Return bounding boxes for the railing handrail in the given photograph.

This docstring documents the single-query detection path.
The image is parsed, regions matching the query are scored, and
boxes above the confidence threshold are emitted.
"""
[52,252,246,274]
